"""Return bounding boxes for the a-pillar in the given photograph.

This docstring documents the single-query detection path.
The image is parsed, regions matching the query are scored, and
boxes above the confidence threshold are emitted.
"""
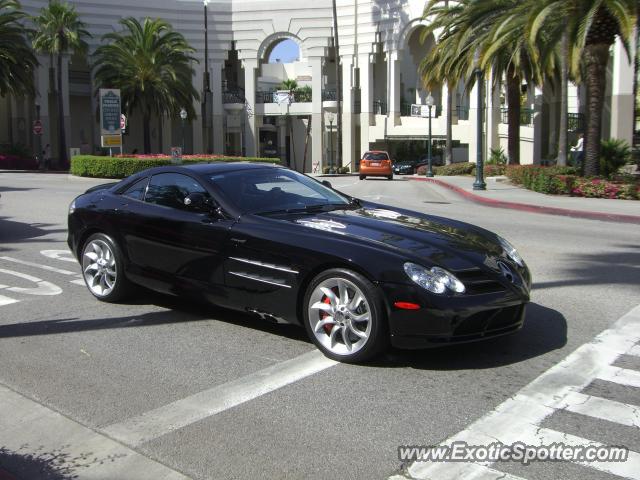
[610,34,636,145]
[341,55,354,170]
[359,53,373,158]
[310,56,323,172]
[387,49,400,126]
[210,61,224,154]
[242,58,258,157]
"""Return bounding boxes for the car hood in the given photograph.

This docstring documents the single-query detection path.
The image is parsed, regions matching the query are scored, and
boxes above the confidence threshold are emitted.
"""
[285,205,506,271]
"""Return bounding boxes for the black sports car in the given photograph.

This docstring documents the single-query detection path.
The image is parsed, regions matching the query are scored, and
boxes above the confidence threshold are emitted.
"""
[67,163,531,362]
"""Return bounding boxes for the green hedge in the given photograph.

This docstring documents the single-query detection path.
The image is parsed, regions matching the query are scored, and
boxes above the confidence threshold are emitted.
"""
[505,165,578,194]
[70,155,280,178]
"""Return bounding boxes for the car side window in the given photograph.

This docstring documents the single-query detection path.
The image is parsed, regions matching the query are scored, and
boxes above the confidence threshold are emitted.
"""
[121,177,149,201]
[145,173,210,211]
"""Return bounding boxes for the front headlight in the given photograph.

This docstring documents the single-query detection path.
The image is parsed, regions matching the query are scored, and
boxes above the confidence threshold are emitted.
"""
[68,199,76,214]
[403,263,466,294]
[498,236,524,267]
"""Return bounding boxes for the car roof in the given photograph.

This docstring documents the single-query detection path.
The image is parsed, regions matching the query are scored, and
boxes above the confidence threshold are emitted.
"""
[365,150,389,154]
[132,162,283,178]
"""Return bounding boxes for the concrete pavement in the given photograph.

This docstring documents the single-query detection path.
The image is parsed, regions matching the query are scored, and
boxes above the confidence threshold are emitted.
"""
[404,175,640,224]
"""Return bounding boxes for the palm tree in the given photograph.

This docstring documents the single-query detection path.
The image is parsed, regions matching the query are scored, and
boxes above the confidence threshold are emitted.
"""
[32,1,90,167]
[93,17,199,153]
[0,0,37,97]
[527,0,637,176]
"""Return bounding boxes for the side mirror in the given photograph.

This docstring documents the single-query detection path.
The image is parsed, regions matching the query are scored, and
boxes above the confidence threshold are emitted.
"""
[321,180,333,189]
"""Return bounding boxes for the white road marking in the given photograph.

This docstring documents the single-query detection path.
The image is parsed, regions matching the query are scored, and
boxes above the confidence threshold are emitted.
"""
[0,268,62,296]
[390,463,528,480]
[597,365,640,388]
[400,304,640,480]
[0,294,19,307]
[0,383,189,479]
[40,249,77,263]
[0,255,77,275]
[560,391,640,428]
[103,349,337,447]
[627,344,640,357]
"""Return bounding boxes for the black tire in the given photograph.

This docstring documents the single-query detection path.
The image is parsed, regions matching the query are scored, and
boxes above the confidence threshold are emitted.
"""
[387,175,393,180]
[359,175,365,180]
[303,268,388,363]
[81,232,132,303]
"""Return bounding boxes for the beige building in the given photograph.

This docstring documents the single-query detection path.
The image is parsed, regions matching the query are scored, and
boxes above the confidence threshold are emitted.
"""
[0,0,637,170]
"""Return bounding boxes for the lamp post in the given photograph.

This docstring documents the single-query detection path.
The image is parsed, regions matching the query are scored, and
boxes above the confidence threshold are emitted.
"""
[426,93,435,178]
[180,107,187,154]
[203,0,212,152]
[328,112,335,173]
[473,51,486,190]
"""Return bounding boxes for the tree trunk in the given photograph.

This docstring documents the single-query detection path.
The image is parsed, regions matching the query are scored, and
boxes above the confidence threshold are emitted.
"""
[506,70,521,165]
[583,43,610,176]
[143,112,151,153]
[557,31,569,166]
[332,0,342,171]
[57,51,67,168]
[445,83,453,165]
[302,115,312,172]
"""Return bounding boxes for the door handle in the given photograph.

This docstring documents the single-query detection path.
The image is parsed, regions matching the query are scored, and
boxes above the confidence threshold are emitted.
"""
[230,238,247,244]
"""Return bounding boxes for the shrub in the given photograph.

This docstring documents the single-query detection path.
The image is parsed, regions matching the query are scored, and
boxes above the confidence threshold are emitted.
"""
[337,166,350,174]
[571,177,639,200]
[600,139,632,178]
[417,162,476,176]
[487,147,507,165]
[484,164,506,177]
[70,155,280,178]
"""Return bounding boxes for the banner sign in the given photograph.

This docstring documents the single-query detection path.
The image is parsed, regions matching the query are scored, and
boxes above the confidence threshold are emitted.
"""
[100,89,122,135]
[411,104,435,118]
[101,134,122,147]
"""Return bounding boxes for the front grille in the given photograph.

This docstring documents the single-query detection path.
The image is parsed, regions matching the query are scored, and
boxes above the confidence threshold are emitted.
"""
[454,268,506,295]
[454,305,524,337]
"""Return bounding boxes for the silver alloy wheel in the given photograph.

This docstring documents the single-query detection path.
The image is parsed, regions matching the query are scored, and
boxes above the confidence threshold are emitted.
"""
[82,239,117,297]
[308,277,372,356]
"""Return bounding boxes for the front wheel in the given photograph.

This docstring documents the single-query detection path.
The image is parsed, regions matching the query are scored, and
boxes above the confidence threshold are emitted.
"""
[359,175,365,180]
[81,233,132,303]
[303,268,388,363]
[387,175,393,180]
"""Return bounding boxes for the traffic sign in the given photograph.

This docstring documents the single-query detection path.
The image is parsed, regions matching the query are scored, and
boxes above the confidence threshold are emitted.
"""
[33,120,43,135]
[120,114,126,131]
[101,134,122,147]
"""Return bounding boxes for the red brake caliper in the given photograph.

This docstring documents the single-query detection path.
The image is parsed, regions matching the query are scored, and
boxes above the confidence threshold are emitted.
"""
[321,295,334,334]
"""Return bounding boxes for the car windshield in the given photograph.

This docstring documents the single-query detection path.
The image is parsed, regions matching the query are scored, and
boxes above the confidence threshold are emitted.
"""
[363,152,389,161]
[208,168,351,215]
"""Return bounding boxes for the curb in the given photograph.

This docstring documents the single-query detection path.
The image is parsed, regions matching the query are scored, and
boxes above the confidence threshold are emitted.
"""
[409,177,640,225]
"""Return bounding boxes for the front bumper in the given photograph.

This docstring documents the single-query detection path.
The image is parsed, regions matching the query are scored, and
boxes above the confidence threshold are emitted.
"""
[381,280,529,349]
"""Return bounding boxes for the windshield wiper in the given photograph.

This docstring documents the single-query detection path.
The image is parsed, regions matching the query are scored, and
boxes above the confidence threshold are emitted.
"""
[254,203,349,216]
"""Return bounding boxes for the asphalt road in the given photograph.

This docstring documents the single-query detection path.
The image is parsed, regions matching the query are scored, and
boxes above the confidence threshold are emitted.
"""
[0,171,638,480]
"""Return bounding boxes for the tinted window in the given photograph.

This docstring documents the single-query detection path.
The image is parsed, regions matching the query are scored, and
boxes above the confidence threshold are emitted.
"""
[121,177,149,201]
[363,152,389,161]
[209,168,349,214]
[145,173,209,211]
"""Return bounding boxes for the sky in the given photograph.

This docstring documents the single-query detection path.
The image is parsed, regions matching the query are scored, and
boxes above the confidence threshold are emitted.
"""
[268,39,300,63]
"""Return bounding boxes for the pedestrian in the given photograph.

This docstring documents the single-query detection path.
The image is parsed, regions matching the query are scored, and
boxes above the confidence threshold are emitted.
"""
[570,133,584,167]
[42,144,51,170]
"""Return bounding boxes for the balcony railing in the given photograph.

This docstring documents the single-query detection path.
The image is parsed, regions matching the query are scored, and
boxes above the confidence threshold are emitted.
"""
[322,89,337,101]
[501,108,534,126]
[568,113,585,132]
[222,85,246,104]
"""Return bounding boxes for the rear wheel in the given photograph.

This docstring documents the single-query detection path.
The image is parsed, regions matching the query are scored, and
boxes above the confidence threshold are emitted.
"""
[303,268,387,362]
[359,175,365,180]
[81,233,132,303]
[387,175,393,180]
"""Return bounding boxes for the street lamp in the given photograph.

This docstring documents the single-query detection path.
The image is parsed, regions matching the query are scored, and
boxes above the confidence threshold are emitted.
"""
[473,50,486,191]
[425,93,435,178]
[180,107,188,154]
[326,111,335,173]
[34,101,42,168]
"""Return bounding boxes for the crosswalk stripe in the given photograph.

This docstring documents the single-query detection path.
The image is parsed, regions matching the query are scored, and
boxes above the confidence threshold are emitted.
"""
[403,304,640,480]
[524,426,640,480]
[597,365,640,388]
[560,391,640,427]
[103,349,338,447]
[391,462,528,480]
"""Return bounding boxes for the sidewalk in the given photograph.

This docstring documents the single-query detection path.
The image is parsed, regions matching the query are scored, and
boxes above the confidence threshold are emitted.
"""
[406,175,640,224]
